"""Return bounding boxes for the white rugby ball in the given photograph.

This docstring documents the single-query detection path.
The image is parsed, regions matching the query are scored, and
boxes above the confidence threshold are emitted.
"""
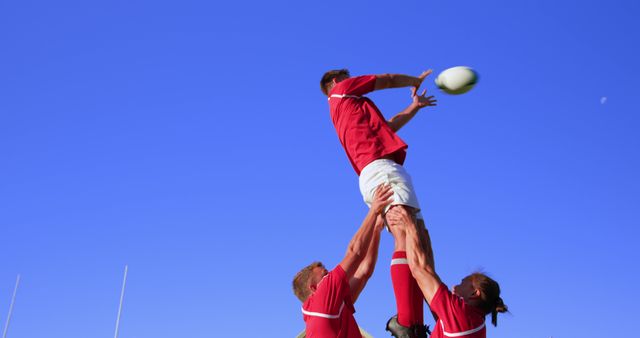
[434,66,478,95]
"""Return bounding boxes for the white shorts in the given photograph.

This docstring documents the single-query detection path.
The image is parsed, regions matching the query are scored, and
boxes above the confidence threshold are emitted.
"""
[358,159,423,220]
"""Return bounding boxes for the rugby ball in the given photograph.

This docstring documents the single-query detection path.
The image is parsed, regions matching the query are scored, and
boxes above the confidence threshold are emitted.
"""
[435,66,478,95]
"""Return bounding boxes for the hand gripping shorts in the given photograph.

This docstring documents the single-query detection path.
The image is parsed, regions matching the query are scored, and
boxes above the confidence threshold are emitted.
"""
[358,159,423,220]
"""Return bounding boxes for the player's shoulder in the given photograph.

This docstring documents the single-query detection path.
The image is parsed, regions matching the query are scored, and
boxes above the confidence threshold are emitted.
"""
[431,283,466,314]
[332,75,375,94]
[431,283,450,304]
[330,264,346,278]
[345,74,376,85]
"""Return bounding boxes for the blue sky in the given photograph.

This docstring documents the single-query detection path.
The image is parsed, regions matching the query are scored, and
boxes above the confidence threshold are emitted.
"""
[1,0,639,337]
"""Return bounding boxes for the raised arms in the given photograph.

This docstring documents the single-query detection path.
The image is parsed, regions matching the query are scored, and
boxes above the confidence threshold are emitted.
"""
[374,70,433,91]
[339,185,393,282]
[386,207,441,303]
[349,214,385,302]
[387,87,437,132]
[374,70,437,132]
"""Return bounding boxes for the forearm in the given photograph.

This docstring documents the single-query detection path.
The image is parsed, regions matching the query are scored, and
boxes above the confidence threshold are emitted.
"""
[354,223,381,280]
[405,217,440,302]
[387,102,420,132]
[419,225,435,269]
[375,74,421,91]
[341,209,378,273]
[341,184,392,278]
[350,222,382,301]
[405,219,431,274]
[348,208,378,255]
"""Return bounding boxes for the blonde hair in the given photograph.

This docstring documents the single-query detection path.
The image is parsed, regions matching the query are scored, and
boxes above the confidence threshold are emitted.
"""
[292,262,325,302]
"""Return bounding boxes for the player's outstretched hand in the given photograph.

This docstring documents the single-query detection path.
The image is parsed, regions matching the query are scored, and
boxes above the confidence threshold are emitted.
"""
[371,184,394,215]
[415,69,433,89]
[411,86,437,109]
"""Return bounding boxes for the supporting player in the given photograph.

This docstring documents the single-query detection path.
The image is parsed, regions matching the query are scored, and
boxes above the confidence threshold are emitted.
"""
[320,69,436,336]
[386,207,509,338]
[292,184,393,338]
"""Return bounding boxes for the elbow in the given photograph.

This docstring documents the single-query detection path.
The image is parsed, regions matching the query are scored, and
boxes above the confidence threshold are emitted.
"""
[424,265,436,277]
[358,260,376,280]
[421,263,438,281]
[387,120,399,132]
[346,244,365,262]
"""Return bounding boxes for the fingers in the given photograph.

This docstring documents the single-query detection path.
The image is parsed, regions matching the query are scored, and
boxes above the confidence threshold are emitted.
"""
[421,89,427,97]
[416,95,437,107]
[386,211,398,223]
[374,183,393,197]
[397,207,408,217]
[379,196,394,209]
[410,86,417,97]
[387,206,406,218]
[373,184,394,204]
[386,208,400,220]
[419,69,433,80]
[380,190,394,206]
[385,208,405,226]
[391,206,410,218]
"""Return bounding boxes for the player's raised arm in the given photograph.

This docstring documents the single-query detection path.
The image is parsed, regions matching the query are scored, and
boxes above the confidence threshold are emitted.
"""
[386,87,437,132]
[339,184,393,279]
[374,70,433,91]
[386,207,441,303]
[349,214,385,302]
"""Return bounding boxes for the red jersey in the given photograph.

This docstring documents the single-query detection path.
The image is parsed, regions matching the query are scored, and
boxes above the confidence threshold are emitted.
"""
[302,265,362,338]
[328,75,408,175]
[429,284,487,338]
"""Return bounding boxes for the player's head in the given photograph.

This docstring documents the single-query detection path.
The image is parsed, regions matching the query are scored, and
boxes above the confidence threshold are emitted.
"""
[320,69,350,96]
[292,261,328,302]
[452,273,508,326]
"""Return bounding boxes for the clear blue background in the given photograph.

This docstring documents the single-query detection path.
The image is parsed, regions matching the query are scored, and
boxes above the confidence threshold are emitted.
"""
[1,0,639,337]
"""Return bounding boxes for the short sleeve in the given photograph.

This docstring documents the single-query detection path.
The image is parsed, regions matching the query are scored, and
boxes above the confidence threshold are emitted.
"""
[430,284,467,326]
[331,75,376,96]
[429,283,452,320]
[430,283,484,335]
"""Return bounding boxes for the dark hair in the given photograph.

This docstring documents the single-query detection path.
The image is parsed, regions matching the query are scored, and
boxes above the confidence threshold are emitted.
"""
[292,262,325,302]
[320,69,350,96]
[470,273,508,326]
